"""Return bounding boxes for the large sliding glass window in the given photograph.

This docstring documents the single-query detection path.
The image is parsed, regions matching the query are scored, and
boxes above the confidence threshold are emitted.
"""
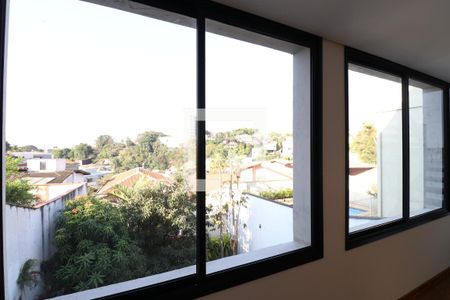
[347,64,403,232]
[346,48,449,249]
[4,0,197,298]
[1,0,322,299]
[205,20,311,272]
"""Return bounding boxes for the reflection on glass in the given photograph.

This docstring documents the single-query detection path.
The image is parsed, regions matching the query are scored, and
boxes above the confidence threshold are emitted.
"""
[409,80,444,216]
[205,20,308,272]
[5,0,195,298]
[348,64,402,232]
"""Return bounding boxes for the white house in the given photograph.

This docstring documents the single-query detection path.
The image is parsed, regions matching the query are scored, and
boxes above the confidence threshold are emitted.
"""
[26,170,90,185]
[26,158,66,172]
[237,194,293,253]
[281,137,293,159]
[240,160,293,193]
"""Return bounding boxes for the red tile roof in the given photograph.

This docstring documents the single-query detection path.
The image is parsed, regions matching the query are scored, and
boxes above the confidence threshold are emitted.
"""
[97,167,168,195]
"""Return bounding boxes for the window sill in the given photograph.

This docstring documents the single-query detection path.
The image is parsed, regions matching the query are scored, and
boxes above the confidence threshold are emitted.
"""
[49,241,309,299]
[347,208,449,250]
[50,265,196,299]
[207,241,308,274]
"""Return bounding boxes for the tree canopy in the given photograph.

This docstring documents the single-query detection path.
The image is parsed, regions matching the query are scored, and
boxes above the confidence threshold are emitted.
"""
[46,177,197,295]
[47,197,146,293]
[95,135,114,151]
[52,148,71,159]
[109,177,196,273]
[350,122,377,164]
[71,143,95,160]
[5,156,36,207]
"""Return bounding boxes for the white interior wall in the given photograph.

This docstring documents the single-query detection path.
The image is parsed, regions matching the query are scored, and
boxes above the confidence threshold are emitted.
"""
[200,40,450,300]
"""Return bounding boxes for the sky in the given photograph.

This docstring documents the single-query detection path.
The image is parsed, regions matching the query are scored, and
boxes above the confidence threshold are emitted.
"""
[5,0,294,149]
[348,67,402,136]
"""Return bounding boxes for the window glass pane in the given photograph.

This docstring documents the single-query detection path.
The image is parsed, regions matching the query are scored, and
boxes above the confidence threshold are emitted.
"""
[5,0,196,298]
[409,80,444,216]
[205,20,310,273]
[348,64,402,232]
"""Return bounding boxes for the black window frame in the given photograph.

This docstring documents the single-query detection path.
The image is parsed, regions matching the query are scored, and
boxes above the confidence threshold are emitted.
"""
[345,47,450,250]
[0,0,323,299]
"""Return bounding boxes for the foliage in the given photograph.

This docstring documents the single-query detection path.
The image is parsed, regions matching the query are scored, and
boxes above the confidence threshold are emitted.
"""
[259,188,293,200]
[168,147,187,169]
[350,122,377,164]
[95,135,114,151]
[136,131,165,153]
[6,180,37,207]
[6,142,42,152]
[109,176,196,274]
[206,234,234,261]
[111,131,170,172]
[17,259,40,288]
[207,192,247,257]
[6,156,36,207]
[6,156,20,178]
[19,145,42,152]
[45,177,198,295]
[96,143,125,162]
[125,137,135,147]
[52,148,71,159]
[71,143,95,160]
[206,128,256,159]
[267,132,287,151]
[47,196,146,294]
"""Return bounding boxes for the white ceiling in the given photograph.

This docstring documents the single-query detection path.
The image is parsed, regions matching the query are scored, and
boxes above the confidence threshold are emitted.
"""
[215,0,450,83]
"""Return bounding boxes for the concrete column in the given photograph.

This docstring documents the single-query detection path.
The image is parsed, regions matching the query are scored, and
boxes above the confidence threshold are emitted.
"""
[293,47,311,245]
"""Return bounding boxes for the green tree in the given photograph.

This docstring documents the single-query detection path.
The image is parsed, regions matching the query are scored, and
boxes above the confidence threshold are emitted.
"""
[19,145,42,152]
[350,122,377,164]
[136,131,165,153]
[125,137,135,147]
[143,140,169,170]
[47,196,146,294]
[5,156,36,207]
[230,128,256,136]
[96,142,125,162]
[268,132,287,151]
[111,131,170,172]
[168,147,186,169]
[109,177,196,274]
[52,148,71,159]
[71,143,95,160]
[95,135,114,151]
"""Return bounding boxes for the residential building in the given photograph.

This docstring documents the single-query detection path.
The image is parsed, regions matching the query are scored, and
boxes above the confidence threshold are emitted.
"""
[25,170,90,185]
[97,167,168,196]
[26,158,66,172]
[281,137,293,159]
[240,160,293,193]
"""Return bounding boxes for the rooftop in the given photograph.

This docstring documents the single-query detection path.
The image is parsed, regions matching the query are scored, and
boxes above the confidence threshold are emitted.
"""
[26,170,90,184]
[97,167,168,195]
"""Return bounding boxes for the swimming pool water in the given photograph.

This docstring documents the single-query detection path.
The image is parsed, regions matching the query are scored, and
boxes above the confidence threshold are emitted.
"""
[349,207,365,216]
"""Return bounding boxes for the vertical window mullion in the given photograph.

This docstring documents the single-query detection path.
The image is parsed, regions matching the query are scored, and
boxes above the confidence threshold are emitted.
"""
[402,76,410,221]
[196,12,207,280]
[444,86,450,212]
[0,0,6,298]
